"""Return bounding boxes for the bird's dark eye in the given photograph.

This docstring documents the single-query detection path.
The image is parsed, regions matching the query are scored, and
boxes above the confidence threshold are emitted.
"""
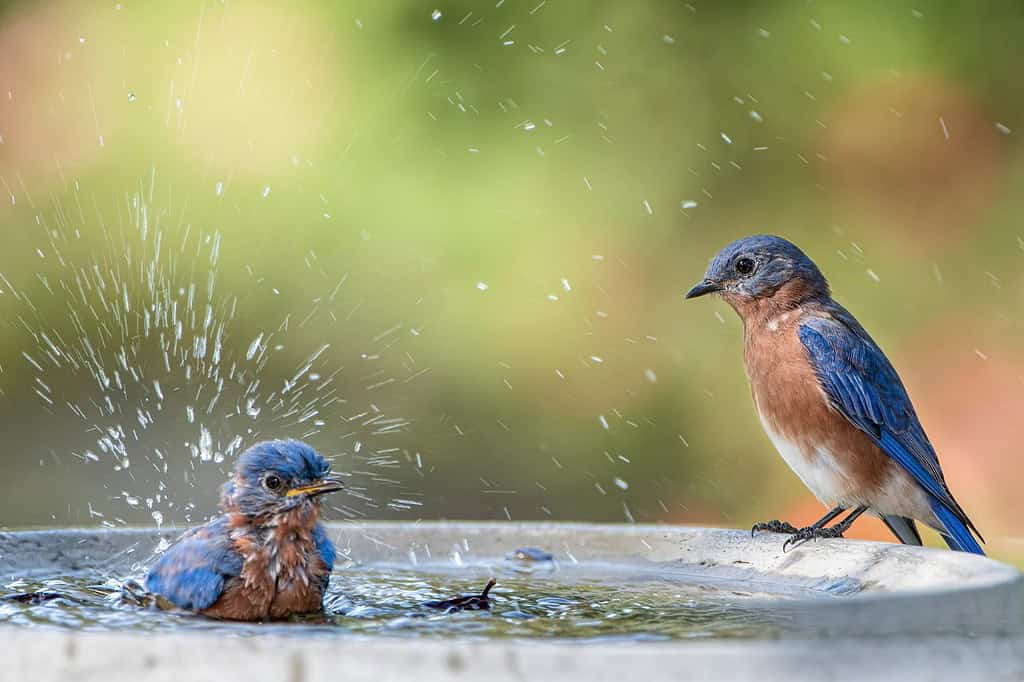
[735,257,755,276]
[263,475,283,492]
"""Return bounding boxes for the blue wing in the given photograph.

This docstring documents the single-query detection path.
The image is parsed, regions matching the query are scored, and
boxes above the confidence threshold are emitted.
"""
[313,523,336,570]
[798,307,984,554]
[145,517,244,611]
[312,523,336,597]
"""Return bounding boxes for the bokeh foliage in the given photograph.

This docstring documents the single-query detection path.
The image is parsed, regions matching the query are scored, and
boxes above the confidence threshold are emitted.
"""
[1,0,1023,561]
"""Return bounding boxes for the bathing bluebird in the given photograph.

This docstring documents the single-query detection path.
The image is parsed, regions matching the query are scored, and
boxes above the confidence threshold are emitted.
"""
[146,439,343,619]
[686,235,984,554]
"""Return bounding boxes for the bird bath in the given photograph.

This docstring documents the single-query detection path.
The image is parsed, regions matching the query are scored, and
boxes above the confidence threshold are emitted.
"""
[2,521,1022,680]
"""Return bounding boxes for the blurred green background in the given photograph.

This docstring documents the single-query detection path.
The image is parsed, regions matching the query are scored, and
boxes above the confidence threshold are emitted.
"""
[1,0,1022,561]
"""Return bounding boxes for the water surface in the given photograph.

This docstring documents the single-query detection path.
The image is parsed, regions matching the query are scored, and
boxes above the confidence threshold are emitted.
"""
[0,559,792,641]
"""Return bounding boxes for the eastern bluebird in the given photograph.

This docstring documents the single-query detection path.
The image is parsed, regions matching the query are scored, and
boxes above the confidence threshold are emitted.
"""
[145,440,343,620]
[686,235,984,554]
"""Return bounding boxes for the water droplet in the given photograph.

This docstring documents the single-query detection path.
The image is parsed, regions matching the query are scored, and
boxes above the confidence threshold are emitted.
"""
[431,8,442,21]
[127,92,136,102]
[246,333,264,360]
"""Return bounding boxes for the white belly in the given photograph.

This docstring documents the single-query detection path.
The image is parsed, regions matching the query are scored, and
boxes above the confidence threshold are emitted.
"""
[757,409,938,523]
[870,465,938,525]
[757,411,849,506]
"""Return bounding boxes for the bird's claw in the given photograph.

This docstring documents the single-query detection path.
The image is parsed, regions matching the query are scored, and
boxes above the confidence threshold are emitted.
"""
[782,525,846,552]
[751,520,800,537]
[751,519,848,551]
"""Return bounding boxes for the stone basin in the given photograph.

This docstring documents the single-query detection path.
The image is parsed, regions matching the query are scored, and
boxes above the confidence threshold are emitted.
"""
[1,521,1022,681]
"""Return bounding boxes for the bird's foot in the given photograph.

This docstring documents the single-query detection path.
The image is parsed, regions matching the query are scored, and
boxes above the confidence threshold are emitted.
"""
[751,520,800,537]
[782,525,846,552]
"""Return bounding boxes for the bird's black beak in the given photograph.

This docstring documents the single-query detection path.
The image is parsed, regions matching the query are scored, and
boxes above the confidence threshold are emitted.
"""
[685,279,721,299]
[286,476,344,498]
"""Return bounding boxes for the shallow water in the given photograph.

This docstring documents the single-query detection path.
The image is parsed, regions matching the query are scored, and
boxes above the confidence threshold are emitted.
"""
[0,558,792,641]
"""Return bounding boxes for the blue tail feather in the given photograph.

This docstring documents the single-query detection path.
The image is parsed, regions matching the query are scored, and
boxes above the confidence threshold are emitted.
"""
[931,498,984,555]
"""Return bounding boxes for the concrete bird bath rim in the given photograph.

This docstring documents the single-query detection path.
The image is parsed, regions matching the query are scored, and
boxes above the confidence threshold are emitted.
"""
[1,522,1021,681]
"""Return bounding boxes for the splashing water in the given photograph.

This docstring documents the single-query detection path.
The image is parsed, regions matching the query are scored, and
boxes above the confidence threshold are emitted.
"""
[3,184,420,527]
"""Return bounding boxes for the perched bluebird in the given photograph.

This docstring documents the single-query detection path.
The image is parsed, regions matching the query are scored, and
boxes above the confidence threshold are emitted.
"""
[145,440,343,620]
[686,235,984,554]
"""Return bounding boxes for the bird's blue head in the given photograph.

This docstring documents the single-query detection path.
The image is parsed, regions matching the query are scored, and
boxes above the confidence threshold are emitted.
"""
[685,235,828,303]
[220,440,343,520]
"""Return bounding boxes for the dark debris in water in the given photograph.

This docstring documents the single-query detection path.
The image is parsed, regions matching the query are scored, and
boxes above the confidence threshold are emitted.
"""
[424,577,496,613]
